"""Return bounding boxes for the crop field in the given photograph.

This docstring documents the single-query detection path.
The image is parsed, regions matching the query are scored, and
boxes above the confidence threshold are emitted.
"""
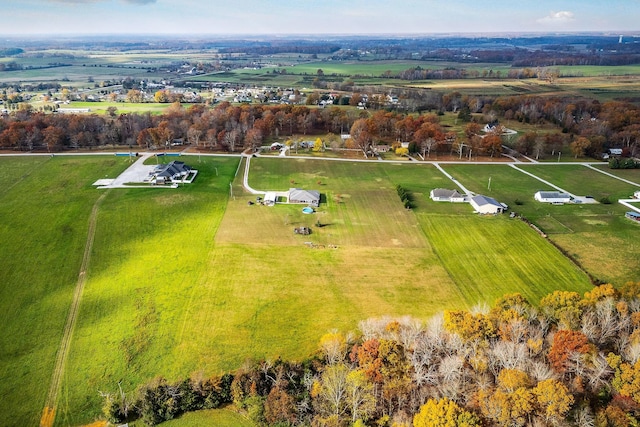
[0,154,630,426]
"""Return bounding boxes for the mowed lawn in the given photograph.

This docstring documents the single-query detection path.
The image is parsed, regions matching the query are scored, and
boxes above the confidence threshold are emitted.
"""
[0,155,131,427]
[441,163,640,285]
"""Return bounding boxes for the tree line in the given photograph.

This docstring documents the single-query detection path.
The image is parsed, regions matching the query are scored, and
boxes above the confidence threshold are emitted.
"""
[1,92,639,159]
[101,282,640,427]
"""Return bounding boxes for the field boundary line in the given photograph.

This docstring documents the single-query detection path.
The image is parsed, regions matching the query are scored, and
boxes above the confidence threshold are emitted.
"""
[40,190,110,427]
[509,164,575,197]
[583,164,640,187]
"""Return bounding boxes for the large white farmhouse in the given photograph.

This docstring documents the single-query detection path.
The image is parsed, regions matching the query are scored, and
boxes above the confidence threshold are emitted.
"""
[534,191,572,204]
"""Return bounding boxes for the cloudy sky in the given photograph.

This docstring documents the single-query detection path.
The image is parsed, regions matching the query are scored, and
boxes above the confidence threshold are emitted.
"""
[2,0,639,35]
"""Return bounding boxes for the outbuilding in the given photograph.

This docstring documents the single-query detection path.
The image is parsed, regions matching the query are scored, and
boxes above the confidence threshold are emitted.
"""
[626,211,640,222]
[264,192,277,206]
[470,194,505,214]
[534,191,572,204]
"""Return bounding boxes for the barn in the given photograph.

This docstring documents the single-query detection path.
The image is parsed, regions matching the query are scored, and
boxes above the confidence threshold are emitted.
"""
[470,194,505,214]
[534,191,572,204]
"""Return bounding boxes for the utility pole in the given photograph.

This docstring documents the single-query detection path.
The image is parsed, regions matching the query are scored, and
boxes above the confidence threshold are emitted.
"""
[488,176,492,191]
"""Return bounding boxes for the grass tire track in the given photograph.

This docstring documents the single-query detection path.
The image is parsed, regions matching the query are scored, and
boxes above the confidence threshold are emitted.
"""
[40,190,109,427]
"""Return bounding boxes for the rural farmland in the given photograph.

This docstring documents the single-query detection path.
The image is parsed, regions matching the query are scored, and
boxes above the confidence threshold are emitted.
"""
[2,153,635,425]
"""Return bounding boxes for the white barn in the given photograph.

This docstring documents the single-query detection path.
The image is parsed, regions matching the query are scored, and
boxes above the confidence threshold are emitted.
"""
[470,195,505,214]
[430,188,466,203]
[534,191,572,204]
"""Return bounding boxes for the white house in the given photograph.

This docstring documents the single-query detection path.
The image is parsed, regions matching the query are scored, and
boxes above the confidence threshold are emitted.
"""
[534,191,572,204]
[470,195,505,214]
[430,188,466,203]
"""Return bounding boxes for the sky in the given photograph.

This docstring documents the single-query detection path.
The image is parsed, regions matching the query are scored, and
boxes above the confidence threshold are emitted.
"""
[1,0,639,36]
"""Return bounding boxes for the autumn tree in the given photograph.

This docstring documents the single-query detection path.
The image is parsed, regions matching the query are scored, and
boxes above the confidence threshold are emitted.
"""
[570,136,591,158]
[414,397,481,427]
[547,330,593,374]
[532,379,574,424]
[312,363,349,424]
[444,310,495,342]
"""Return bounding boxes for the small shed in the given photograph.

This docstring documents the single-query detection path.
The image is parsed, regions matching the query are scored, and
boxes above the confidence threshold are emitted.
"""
[534,191,572,204]
[470,194,505,214]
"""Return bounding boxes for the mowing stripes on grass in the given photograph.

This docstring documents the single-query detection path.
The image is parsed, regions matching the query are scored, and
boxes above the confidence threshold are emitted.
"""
[418,214,592,305]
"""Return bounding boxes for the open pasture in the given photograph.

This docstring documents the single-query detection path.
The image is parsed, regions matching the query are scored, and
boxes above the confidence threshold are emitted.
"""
[0,155,625,426]
[0,155,131,427]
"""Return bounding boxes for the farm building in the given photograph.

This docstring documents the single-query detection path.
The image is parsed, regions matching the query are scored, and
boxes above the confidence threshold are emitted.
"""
[626,211,640,222]
[289,188,320,207]
[430,188,466,203]
[264,192,277,206]
[534,191,572,204]
[151,161,194,184]
[470,194,505,214]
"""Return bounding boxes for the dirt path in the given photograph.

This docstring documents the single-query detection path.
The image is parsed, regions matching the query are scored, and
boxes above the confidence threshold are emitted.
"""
[40,190,109,427]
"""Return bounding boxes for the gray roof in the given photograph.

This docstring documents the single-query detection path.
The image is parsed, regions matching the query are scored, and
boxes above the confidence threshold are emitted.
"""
[432,188,464,198]
[156,161,191,178]
[536,191,570,199]
[471,194,502,208]
[289,188,320,201]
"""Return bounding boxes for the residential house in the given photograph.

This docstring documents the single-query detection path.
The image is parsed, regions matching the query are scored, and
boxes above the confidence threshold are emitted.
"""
[152,161,192,184]
[430,188,467,203]
[288,188,320,207]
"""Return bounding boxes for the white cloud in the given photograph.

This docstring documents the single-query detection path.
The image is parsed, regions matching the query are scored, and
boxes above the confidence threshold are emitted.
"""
[537,10,575,25]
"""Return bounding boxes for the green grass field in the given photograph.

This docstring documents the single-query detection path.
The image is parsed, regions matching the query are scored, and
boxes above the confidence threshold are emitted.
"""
[0,156,131,427]
[150,408,253,427]
[0,155,631,426]
[439,163,640,284]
